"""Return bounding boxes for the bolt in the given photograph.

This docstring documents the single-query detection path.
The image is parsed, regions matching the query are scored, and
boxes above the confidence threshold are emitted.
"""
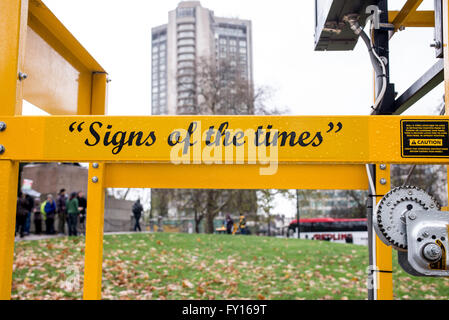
[379,164,387,170]
[0,122,6,132]
[18,72,27,81]
[431,41,442,49]
[422,243,442,262]
[380,178,387,185]
[408,191,413,196]
[92,176,99,183]
[422,232,430,238]
[430,204,435,209]
[409,213,417,221]
[0,145,4,155]
[92,163,99,169]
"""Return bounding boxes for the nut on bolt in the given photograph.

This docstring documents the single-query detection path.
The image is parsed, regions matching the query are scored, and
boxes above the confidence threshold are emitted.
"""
[380,178,387,185]
[92,176,99,183]
[92,163,99,169]
[0,122,6,132]
[0,145,4,155]
[379,164,387,170]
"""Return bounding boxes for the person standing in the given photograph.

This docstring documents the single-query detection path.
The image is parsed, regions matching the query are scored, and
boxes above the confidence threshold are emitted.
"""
[77,191,87,235]
[56,189,68,235]
[66,192,79,236]
[16,192,28,238]
[238,214,247,235]
[44,194,56,235]
[33,197,42,235]
[225,214,234,235]
[132,199,143,232]
[24,194,34,236]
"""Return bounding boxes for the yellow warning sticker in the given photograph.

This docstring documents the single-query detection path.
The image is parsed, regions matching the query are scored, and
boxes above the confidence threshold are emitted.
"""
[410,139,443,146]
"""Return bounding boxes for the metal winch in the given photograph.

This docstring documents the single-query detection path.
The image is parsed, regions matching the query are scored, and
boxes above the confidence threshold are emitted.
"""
[374,186,449,277]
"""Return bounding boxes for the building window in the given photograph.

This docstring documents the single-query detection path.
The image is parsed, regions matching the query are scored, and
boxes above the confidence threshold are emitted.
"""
[178,61,195,68]
[239,40,247,47]
[179,76,194,84]
[178,46,195,54]
[178,39,195,46]
[178,24,195,31]
[152,46,159,53]
[240,47,247,54]
[179,31,195,38]
[229,39,237,46]
[219,38,227,45]
[179,53,195,60]
[160,44,166,51]
[177,7,195,18]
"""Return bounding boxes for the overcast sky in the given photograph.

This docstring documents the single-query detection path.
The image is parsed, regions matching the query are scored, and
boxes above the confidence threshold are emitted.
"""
[25,0,444,217]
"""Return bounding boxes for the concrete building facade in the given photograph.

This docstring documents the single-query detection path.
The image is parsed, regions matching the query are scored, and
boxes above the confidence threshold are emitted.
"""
[151,1,253,115]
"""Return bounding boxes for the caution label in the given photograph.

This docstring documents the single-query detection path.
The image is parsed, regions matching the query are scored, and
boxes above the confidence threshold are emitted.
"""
[401,120,449,158]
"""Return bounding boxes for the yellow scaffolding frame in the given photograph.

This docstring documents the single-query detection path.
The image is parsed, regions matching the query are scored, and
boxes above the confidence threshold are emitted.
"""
[0,0,448,301]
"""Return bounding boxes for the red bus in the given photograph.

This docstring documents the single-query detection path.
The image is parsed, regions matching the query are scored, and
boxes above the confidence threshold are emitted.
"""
[287,218,368,245]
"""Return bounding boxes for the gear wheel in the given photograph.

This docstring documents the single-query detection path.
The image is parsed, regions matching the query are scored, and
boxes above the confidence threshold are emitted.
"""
[374,186,440,251]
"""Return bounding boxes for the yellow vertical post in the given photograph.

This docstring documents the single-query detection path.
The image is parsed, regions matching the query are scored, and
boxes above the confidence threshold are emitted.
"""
[0,161,19,300]
[375,164,393,300]
[83,163,105,300]
[0,0,28,300]
[90,72,108,115]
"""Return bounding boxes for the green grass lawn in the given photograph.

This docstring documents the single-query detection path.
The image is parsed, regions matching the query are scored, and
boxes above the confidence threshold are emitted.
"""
[11,233,449,300]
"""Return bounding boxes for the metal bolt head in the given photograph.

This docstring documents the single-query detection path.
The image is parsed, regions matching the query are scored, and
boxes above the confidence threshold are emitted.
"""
[18,72,28,81]
[408,213,417,221]
[422,243,442,262]
[379,164,387,170]
[422,232,430,238]
[92,163,99,169]
[431,41,442,49]
[380,178,387,185]
[0,145,4,155]
[92,176,99,183]
[0,122,6,132]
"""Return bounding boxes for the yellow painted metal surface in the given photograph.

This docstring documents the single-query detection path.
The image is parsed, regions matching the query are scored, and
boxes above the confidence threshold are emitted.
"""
[91,72,108,115]
[0,161,19,300]
[389,10,434,28]
[0,0,28,116]
[0,116,449,164]
[83,163,105,300]
[104,163,368,190]
[375,165,393,300]
[391,0,424,32]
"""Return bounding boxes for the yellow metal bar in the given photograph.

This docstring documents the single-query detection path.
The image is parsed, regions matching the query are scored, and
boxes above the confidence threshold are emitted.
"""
[0,161,19,300]
[392,0,424,32]
[389,10,434,28]
[375,164,393,300]
[104,163,368,190]
[91,73,108,115]
[0,0,28,116]
[1,116,449,164]
[83,162,105,300]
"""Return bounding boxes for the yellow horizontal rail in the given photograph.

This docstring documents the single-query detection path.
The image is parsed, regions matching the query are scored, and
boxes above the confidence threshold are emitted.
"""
[0,115,448,164]
[389,10,435,28]
[104,163,369,190]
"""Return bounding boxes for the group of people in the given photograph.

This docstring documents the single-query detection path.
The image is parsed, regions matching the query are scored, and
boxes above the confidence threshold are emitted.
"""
[224,214,249,235]
[16,189,87,238]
